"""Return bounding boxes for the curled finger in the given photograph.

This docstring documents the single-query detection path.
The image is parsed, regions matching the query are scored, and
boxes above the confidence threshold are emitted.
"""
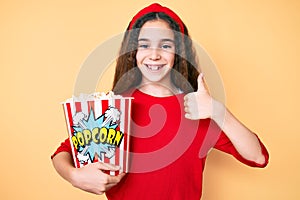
[184,106,190,113]
[107,173,126,185]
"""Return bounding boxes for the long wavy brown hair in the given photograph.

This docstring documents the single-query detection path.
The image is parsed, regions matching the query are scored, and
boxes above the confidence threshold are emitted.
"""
[112,12,200,94]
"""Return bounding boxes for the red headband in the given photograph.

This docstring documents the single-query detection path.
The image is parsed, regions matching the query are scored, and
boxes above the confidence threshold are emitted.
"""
[129,3,185,34]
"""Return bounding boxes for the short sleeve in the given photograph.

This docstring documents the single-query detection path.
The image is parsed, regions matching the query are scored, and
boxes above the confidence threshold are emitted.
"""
[51,138,72,159]
[214,132,269,168]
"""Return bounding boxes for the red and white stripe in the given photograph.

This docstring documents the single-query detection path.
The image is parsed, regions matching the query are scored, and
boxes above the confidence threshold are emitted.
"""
[62,98,133,175]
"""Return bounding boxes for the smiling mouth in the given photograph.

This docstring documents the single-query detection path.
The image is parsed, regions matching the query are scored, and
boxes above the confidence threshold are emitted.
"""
[145,64,164,71]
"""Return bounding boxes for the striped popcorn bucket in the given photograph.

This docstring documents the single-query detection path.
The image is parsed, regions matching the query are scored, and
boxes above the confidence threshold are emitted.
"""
[62,96,133,175]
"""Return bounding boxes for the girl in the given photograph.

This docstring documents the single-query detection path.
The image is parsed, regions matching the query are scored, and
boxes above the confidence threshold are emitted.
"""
[52,3,269,200]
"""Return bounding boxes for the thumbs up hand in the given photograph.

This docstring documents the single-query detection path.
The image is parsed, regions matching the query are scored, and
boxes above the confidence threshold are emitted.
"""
[184,73,213,120]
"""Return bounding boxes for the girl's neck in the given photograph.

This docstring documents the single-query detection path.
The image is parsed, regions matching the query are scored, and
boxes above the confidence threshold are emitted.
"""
[137,82,180,97]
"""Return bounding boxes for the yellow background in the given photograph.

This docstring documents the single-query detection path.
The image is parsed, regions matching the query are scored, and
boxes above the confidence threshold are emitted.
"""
[1,0,299,199]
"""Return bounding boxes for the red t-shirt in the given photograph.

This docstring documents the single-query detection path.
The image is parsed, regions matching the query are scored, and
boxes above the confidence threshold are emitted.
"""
[52,89,269,200]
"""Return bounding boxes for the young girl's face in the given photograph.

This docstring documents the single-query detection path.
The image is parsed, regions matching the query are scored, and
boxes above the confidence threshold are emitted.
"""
[136,19,175,86]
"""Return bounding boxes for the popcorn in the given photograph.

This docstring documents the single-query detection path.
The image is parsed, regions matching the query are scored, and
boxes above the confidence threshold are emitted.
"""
[65,91,123,103]
[62,91,133,175]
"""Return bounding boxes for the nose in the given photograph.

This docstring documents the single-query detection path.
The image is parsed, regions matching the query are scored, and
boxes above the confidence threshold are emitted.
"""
[149,47,161,60]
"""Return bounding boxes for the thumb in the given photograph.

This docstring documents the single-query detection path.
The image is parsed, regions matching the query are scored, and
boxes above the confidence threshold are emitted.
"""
[197,73,206,92]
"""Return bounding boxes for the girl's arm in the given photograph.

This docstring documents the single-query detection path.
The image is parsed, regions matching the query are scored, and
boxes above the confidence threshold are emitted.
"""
[211,101,266,164]
[184,74,266,165]
[52,152,125,195]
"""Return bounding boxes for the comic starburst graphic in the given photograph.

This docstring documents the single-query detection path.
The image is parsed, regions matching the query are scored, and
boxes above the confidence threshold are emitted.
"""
[72,107,121,164]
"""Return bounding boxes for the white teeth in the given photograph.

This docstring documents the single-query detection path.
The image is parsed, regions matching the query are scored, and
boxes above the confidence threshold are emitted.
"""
[151,66,159,70]
[146,65,162,71]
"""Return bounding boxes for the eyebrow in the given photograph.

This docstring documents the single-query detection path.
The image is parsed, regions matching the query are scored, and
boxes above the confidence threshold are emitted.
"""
[138,38,175,43]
